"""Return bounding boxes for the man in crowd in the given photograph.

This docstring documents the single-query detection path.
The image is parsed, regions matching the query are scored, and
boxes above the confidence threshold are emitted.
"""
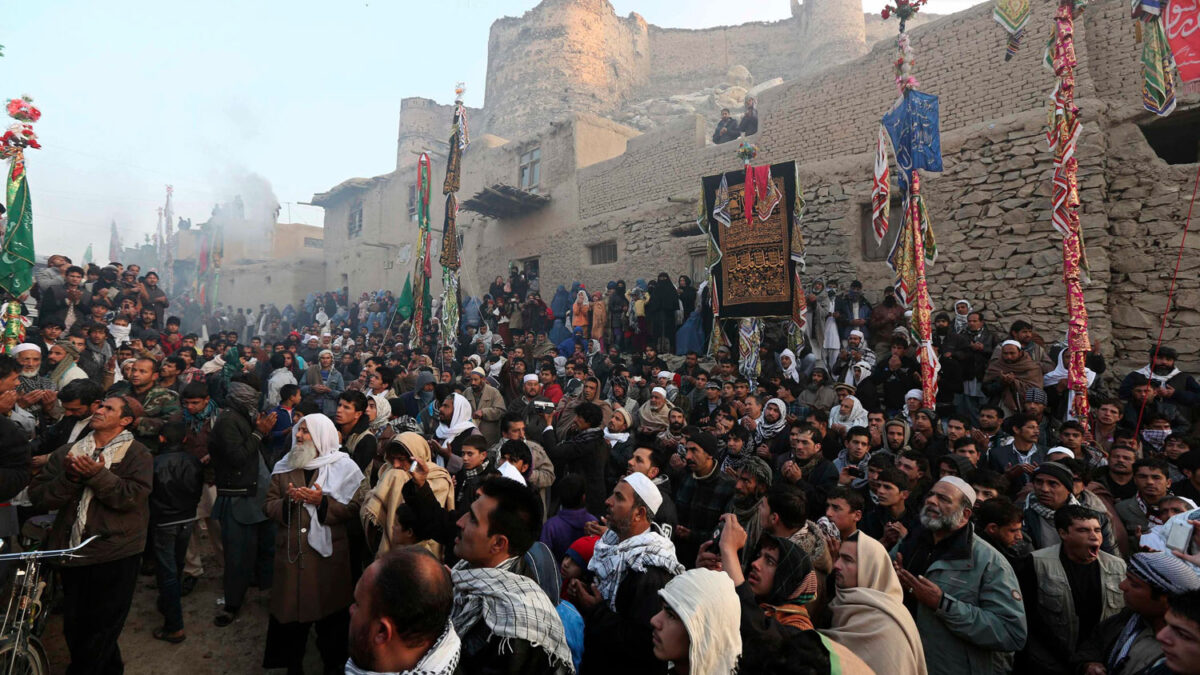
[570,474,682,674]
[893,477,1027,675]
[209,374,277,627]
[450,476,573,673]
[30,396,151,674]
[1116,458,1175,552]
[673,429,735,569]
[1020,505,1126,674]
[346,549,460,675]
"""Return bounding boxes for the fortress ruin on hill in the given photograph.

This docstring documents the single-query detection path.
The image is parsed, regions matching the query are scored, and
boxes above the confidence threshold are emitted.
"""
[309,0,1200,374]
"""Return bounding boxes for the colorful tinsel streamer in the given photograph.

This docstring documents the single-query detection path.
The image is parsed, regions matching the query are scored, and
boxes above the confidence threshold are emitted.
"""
[994,0,1032,60]
[1048,0,1092,431]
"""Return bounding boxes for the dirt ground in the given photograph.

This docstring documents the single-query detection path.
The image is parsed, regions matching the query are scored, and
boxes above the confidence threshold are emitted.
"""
[41,527,323,675]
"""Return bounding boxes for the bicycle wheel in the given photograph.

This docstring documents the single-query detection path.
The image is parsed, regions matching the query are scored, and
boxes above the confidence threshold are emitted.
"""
[0,635,50,675]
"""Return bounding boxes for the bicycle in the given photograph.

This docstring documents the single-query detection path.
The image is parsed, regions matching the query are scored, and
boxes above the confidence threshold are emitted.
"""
[0,534,97,675]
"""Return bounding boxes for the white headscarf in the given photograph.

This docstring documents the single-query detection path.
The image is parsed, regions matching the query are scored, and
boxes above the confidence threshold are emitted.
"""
[1043,350,1096,423]
[272,413,365,557]
[657,569,742,675]
[830,395,869,430]
[435,393,476,444]
[952,299,971,333]
[369,394,392,432]
[779,349,801,383]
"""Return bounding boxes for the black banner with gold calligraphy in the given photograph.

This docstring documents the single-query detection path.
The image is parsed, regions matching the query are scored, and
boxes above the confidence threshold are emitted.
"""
[702,161,797,318]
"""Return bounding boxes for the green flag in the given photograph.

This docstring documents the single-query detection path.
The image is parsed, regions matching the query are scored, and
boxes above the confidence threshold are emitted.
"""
[83,243,93,265]
[396,273,414,320]
[0,160,36,297]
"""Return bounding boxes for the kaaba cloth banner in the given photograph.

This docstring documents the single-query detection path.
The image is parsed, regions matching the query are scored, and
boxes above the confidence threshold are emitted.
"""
[702,161,798,318]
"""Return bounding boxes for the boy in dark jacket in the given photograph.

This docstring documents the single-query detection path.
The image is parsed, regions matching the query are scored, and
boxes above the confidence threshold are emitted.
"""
[150,421,203,643]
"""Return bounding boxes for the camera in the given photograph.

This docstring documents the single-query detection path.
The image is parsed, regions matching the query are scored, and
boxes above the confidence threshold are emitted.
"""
[533,400,556,413]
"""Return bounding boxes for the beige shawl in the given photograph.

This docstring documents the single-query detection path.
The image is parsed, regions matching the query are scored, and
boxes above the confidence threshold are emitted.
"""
[69,430,135,548]
[821,533,927,675]
[360,431,455,558]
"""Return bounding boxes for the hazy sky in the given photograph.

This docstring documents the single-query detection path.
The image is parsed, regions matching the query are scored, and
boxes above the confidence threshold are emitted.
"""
[2,0,986,261]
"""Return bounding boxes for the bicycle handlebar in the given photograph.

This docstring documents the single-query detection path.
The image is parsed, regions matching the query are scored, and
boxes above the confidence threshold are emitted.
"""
[0,535,99,562]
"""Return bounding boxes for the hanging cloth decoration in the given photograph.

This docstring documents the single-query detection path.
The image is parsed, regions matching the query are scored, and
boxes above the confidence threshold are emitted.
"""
[1166,0,1200,91]
[994,0,1033,60]
[744,165,773,227]
[439,83,469,352]
[1047,0,1093,432]
[789,163,808,353]
[409,153,433,349]
[1132,0,1178,116]
[872,125,892,245]
[737,318,762,387]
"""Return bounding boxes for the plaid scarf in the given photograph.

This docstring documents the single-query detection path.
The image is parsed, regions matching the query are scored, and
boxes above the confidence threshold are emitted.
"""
[588,528,684,611]
[344,619,461,675]
[463,459,492,483]
[450,559,573,672]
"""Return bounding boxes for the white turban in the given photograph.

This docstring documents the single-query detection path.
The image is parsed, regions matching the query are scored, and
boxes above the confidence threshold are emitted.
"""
[11,343,40,355]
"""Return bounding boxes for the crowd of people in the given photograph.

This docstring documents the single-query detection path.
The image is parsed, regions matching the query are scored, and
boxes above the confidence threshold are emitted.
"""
[5,254,1200,675]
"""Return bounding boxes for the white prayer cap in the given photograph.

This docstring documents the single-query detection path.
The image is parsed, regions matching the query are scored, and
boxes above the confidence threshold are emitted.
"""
[523,374,539,384]
[651,386,668,398]
[905,388,923,401]
[498,460,527,486]
[1001,339,1022,349]
[1047,446,1074,460]
[849,329,864,339]
[937,476,977,505]
[471,367,486,377]
[623,472,663,517]
[11,343,40,355]
[657,371,673,381]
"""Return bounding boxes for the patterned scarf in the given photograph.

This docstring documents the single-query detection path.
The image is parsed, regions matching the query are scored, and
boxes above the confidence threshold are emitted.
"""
[588,528,684,611]
[344,620,461,675]
[68,430,135,548]
[450,559,572,671]
[1025,491,1079,524]
[182,399,218,434]
[1138,494,1173,527]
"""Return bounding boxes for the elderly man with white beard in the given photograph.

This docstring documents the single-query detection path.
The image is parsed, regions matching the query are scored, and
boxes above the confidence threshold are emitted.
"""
[892,476,1027,675]
[263,412,364,674]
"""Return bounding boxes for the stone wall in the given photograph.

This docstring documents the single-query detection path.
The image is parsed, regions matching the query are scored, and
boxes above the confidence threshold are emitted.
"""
[482,0,650,140]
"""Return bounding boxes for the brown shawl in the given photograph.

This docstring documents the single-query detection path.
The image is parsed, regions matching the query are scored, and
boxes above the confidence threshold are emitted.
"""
[983,352,1043,415]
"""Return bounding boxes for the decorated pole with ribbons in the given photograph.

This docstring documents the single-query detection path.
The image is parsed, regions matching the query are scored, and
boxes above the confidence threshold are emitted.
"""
[0,95,41,353]
[1048,0,1093,429]
[162,185,175,294]
[875,0,942,407]
[408,153,433,349]
[438,83,469,353]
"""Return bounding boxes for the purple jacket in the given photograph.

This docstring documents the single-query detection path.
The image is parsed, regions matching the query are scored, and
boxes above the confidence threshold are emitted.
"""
[540,507,598,562]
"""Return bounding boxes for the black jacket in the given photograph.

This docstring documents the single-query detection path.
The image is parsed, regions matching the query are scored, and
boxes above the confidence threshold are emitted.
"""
[543,427,608,517]
[581,566,674,674]
[0,417,31,503]
[150,445,204,524]
[209,405,264,497]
